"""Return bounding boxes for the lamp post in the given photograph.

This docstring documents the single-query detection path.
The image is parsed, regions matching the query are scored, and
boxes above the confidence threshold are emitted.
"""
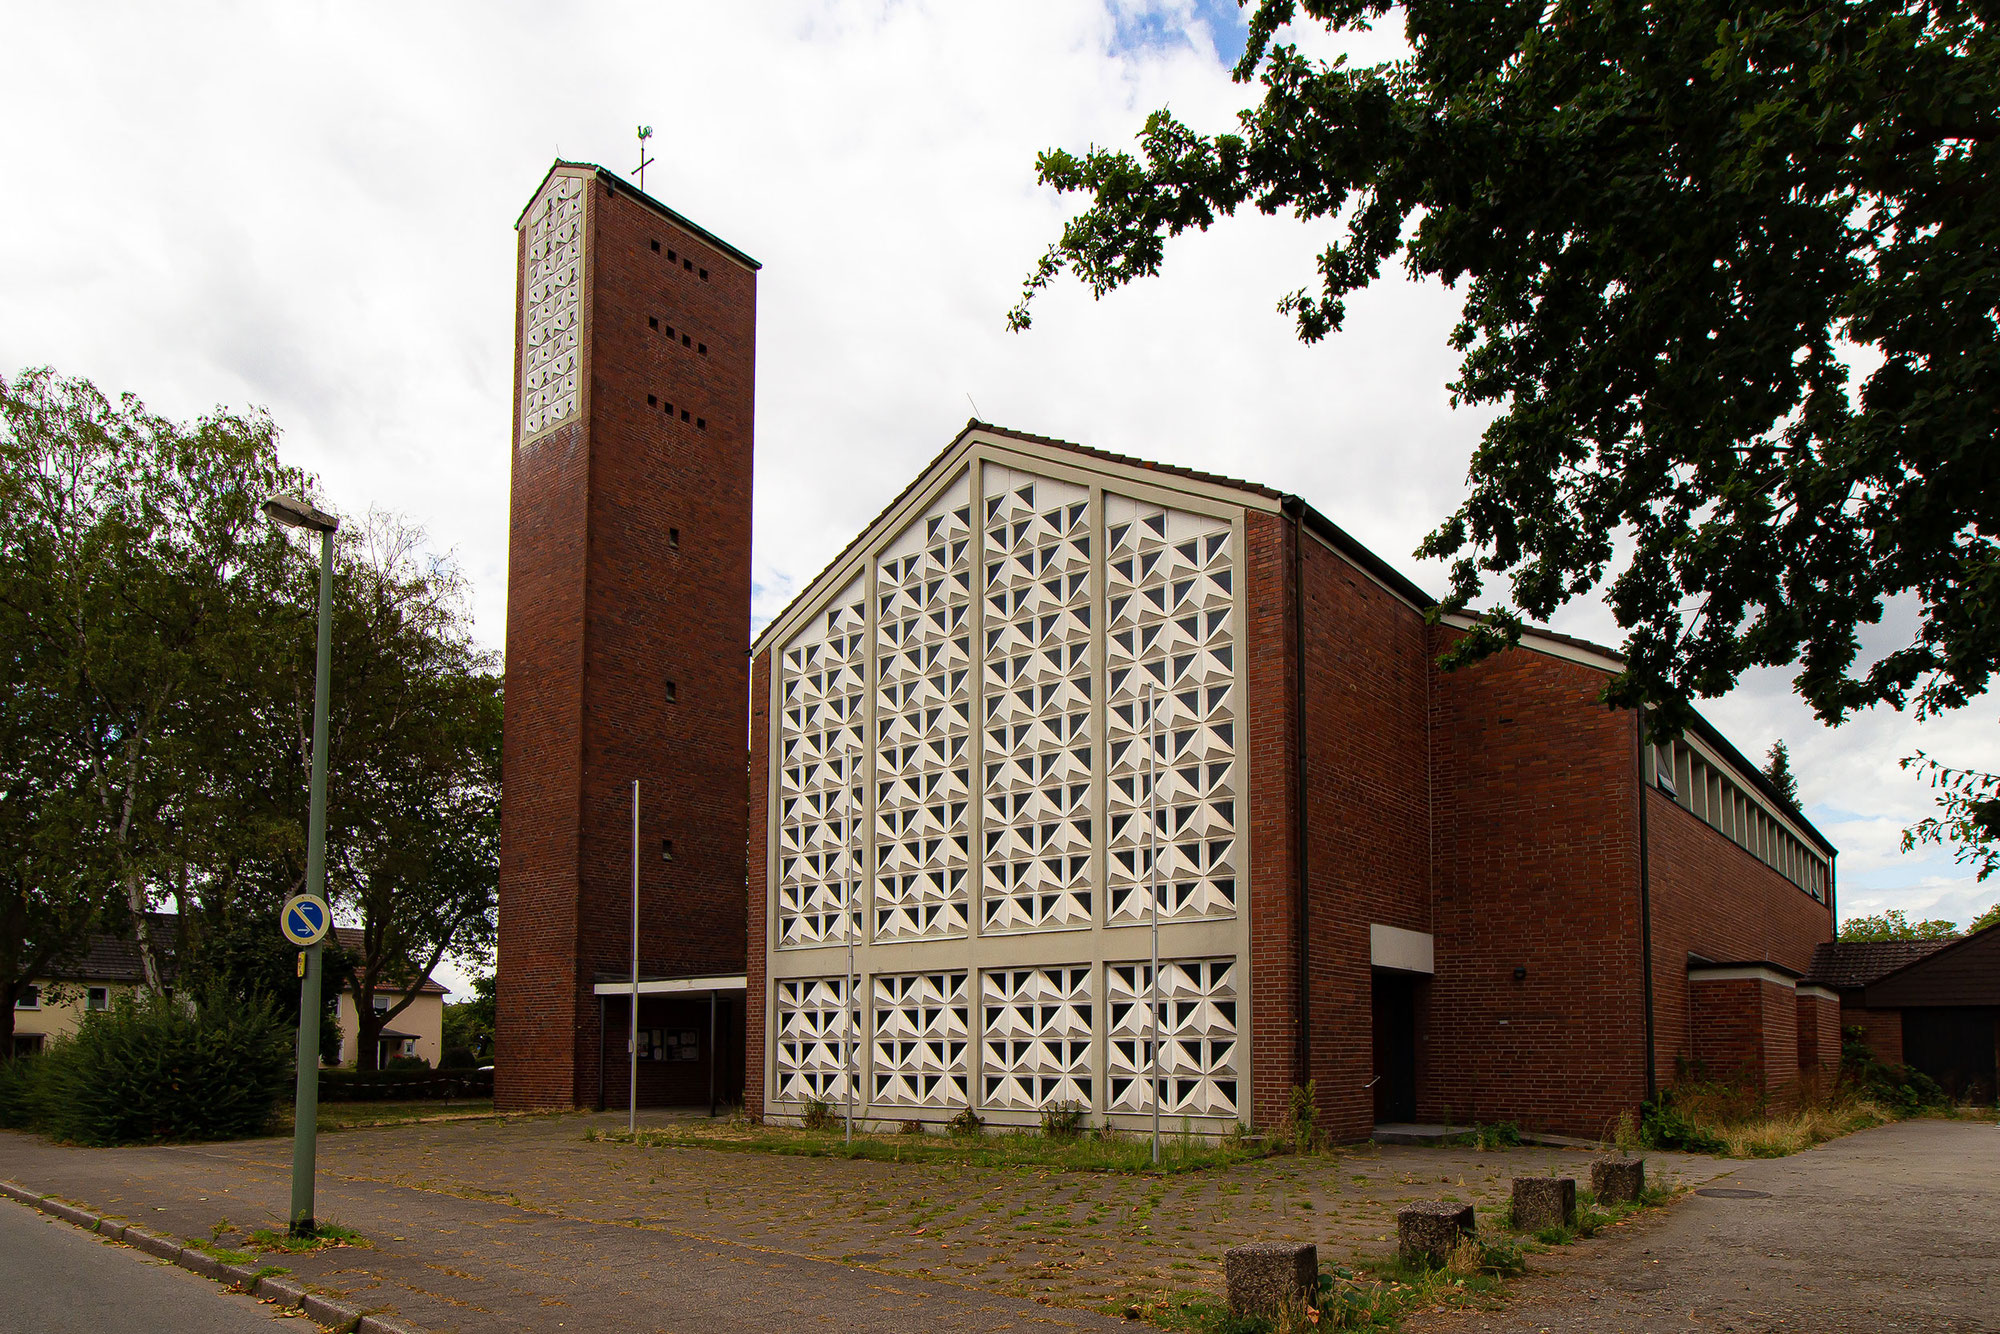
[264,493,339,1238]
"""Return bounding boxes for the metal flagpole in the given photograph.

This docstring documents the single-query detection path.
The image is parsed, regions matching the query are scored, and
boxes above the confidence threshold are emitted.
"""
[630,780,640,1137]
[1149,684,1161,1167]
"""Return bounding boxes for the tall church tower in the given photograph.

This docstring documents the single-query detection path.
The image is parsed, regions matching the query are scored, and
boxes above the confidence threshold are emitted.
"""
[496,163,757,1109]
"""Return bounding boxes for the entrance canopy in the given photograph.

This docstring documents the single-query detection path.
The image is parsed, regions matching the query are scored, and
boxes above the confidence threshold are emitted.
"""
[592,974,746,998]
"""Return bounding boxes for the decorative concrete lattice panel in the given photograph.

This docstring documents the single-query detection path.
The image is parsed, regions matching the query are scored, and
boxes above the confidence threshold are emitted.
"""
[519,172,585,441]
[871,970,970,1107]
[1106,957,1239,1116]
[981,965,1094,1110]
[1104,497,1237,924]
[980,465,1094,933]
[775,975,858,1103]
[873,474,974,941]
[777,577,868,947]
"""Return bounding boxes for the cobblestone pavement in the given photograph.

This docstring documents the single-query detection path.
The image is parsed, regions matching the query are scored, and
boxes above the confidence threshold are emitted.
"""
[0,1112,1726,1332]
[1407,1118,2000,1334]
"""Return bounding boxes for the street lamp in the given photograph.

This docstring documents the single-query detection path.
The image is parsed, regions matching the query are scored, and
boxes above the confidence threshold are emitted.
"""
[265,493,339,1238]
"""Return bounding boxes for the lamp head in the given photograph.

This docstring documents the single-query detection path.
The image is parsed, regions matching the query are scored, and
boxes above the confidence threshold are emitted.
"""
[262,494,339,534]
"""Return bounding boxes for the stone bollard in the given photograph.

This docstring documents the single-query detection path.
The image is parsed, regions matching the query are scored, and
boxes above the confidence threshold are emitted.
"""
[1397,1201,1474,1266]
[1590,1156,1645,1206]
[1510,1176,1577,1232]
[1224,1242,1318,1317]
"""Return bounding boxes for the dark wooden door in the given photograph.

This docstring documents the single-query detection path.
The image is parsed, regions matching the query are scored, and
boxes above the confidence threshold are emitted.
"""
[1373,971,1419,1123]
[1903,1008,1998,1102]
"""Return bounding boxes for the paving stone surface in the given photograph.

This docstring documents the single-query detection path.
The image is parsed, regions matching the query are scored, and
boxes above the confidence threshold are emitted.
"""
[0,1112,1723,1332]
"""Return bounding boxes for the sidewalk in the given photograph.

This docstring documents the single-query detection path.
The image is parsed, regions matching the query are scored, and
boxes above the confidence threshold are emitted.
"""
[0,1117,1134,1333]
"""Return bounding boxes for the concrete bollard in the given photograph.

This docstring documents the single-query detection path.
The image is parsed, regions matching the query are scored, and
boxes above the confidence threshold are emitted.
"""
[1510,1176,1577,1232]
[1397,1201,1474,1265]
[1590,1156,1645,1206]
[1224,1241,1318,1317]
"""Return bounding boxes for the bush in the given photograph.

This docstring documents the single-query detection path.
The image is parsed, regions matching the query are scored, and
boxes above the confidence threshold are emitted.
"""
[800,1096,836,1131]
[34,991,292,1145]
[1039,1100,1088,1140]
[0,1052,50,1130]
[1842,1027,1948,1112]
[384,1054,431,1071]
[1639,1090,1728,1153]
[946,1107,984,1139]
[438,1046,477,1070]
[317,1067,492,1102]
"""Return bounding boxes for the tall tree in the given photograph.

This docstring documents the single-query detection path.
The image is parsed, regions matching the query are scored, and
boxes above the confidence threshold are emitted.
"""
[0,369,305,991]
[317,513,501,1072]
[1764,741,1801,807]
[1011,0,1996,861]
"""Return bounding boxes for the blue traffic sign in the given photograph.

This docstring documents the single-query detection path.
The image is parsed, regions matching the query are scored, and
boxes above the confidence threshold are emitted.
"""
[281,894,331,947]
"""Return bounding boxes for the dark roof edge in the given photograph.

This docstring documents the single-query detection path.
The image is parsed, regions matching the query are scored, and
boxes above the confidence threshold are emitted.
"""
[1283,496,1437,612]
[1862,919,2000,992]
[515,160,762,271]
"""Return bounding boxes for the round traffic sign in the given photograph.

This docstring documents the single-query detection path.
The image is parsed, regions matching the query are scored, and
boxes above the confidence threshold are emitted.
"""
[281,894,331,947]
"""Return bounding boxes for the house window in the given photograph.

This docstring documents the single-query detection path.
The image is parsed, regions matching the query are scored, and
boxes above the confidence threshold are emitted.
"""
[12,1034,42,1059]
[14,985,39,1010]
[87,986,109,1011]
[372,995,390,1013]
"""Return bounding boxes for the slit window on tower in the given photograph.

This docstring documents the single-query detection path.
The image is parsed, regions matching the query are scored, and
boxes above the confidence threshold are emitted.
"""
[661,838,673,862]
[668,527,680,550]
[665,680,678,703]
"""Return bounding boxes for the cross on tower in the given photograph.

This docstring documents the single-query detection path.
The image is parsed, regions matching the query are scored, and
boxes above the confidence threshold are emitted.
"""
[632,125,655,194]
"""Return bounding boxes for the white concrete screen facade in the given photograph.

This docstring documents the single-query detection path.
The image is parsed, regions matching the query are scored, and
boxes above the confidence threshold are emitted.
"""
[759,432,1255,1131]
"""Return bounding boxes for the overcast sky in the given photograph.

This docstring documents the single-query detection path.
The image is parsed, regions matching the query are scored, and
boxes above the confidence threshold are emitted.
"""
[4,1,1993,996]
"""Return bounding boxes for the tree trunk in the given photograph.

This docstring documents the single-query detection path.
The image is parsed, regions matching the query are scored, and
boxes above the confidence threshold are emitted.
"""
[123,868,164,995]
[0,993,16,1061]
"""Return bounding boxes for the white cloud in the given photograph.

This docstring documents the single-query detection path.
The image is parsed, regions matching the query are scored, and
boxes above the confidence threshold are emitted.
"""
[3,0,1990,931]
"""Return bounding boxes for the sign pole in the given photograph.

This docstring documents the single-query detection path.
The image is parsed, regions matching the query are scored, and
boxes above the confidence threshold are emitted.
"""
[1149,684,1161,1168]
[289,524,336,1237]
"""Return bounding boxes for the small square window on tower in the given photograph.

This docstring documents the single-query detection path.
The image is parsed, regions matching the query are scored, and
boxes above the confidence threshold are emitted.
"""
[648,316,658,330]
[649,239,659,253]
[647,394,657,407]
[680,409,690,422]
[696,418,706,431]
[683,258,692,271]
[668,249,677,262]
[682,333,691,347]
[697,343,706,355]
[698,268,708,281]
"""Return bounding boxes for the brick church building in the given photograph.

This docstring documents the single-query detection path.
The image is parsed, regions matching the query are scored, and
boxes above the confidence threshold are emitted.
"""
[496,163,1841,1139]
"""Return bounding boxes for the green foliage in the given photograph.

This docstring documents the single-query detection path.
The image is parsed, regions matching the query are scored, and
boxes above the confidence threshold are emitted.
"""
[1841,1026,1949,1112]
[1286,1080,1318,1152]
[0,1051,49,1129]
[1970,902,2000,935]
[1444,1121,1522,1149]
[605,1120,1272,1175]
[1764,742,1800,808]
[1837,908,1961,941]
[1014,3,2000,748]
[247,1220,366,1253]
[316,1066,491,1102]
[1039,1100,1089,1140]
[1902,754,2000,882]
[31,991,290,1145]
[800,1096,837,1131]
[946,1106,986,1139]
[441,972,496,1061]
[1640,1088,1729,1154]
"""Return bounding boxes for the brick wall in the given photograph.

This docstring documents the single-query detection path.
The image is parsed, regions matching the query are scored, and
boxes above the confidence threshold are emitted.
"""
[1426,642,1648,1139]
[1796,990,1841,1075]
[745,649,771,1121]
[1244,511,1301,1130]
[498,172,755,1110]
[1294,531,1434,1143]
[1645,789,1832,1097]
[1843,1004,1903,1065]
[1689,975,1800,1109]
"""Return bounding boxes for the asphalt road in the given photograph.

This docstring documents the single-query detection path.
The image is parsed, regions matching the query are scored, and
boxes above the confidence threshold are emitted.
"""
[0,1197,292,1334]
[1415,1117,2000,1334]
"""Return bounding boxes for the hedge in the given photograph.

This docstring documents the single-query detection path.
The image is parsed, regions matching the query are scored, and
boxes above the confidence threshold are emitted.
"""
[317,1067,493,1102]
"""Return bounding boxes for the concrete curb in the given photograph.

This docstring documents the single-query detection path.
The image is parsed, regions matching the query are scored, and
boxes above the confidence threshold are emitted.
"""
[0,1177,424,1334]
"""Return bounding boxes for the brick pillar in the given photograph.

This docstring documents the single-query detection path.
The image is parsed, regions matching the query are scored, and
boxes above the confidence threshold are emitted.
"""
[1689,969,1799,1111]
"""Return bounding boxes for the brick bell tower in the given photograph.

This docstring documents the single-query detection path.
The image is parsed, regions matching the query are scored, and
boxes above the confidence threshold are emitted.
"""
[496,162,757,1110]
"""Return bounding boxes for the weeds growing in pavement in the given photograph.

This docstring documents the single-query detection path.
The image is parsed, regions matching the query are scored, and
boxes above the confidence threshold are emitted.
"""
[246,1221,368,1253]
[799,1097,837,1131]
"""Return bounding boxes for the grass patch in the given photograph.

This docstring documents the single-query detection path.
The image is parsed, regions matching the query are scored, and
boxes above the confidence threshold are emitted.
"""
[184,1237,256,1266]
[588,1121,1275,1174]
[246,1221,368,1253]
[303,1099,498,1132]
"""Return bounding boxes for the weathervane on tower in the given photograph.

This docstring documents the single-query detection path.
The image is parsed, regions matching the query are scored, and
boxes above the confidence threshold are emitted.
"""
[632,125,655,194]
